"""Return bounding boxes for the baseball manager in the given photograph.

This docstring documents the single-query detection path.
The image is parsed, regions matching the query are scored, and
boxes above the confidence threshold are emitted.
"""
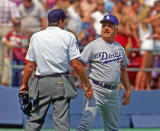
[76,14,132,131]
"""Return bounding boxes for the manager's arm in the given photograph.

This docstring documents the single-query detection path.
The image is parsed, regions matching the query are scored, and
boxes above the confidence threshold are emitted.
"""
[20,60,36,94]
[70,58,93,98]
[120,67,132,105]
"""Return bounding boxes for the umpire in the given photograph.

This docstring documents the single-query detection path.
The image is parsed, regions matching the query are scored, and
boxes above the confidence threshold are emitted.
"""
[20,9,93,131]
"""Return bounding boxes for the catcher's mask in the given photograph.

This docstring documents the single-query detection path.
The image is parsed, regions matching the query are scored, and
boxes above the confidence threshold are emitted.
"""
[18,92,32,119]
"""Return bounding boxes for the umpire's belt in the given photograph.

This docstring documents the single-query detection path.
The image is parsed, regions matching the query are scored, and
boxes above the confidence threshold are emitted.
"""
[92,79,117,90]
[36,72,69,79]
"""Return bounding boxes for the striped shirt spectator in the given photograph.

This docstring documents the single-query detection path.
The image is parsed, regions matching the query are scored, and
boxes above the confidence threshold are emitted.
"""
[0,0,20,27]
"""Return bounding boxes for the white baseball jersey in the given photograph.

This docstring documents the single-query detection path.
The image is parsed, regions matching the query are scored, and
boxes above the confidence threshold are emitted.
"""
[79,37,129,84]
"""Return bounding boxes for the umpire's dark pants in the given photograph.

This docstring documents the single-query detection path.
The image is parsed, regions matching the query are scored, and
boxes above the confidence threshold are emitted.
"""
[26,76,70,131]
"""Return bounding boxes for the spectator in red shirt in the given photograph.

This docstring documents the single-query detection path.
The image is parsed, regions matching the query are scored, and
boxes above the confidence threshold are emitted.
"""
[0,0,20,85]
[2,19,28,87]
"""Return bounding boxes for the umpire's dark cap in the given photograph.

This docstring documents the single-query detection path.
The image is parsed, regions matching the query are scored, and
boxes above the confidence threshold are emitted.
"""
[100,14,118,26]
[48,9,67,23]
[115,0,123,3]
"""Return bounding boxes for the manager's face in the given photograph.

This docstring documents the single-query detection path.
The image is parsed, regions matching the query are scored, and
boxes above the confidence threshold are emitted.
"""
[101,21,118,42]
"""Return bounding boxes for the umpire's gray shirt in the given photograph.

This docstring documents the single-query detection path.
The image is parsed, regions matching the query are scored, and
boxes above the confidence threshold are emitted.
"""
[79,37,129,85]
[26,27,81,76]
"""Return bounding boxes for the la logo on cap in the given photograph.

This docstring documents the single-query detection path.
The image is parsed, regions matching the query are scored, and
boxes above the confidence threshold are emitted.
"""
[106,16,110,19]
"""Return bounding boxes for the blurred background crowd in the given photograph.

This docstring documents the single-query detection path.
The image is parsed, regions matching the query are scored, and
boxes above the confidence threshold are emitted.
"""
[0,0,160,90]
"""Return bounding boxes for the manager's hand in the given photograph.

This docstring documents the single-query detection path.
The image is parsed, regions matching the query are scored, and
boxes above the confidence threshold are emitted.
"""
[122,90,131,105]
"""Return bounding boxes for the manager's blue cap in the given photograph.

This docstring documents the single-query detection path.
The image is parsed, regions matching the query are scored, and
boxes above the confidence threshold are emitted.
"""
[48,9,67,23]
[100,14,118,26]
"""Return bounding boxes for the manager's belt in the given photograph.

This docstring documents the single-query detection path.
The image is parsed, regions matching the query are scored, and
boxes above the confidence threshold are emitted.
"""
[92,79,117,90]
[36,72,69,79]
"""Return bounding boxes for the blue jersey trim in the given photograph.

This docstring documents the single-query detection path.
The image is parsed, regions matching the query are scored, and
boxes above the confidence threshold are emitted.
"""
[78,57,87,65]
[121,63,129,68]
[103,57,123,64]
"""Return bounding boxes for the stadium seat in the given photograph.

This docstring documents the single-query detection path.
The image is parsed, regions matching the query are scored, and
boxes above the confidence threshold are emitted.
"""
[0,86,23,125]
[131,115,160,128]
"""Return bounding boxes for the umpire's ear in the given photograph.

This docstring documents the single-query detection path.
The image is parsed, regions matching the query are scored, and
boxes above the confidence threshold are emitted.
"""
[58,19,65,29]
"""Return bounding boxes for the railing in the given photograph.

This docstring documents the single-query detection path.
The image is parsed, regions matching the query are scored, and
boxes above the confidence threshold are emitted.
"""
[0,42,160,87]
[0,43,26,86]
[125,48,160,72]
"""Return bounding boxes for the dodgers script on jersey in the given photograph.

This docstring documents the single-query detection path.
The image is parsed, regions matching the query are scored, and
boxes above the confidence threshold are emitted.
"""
[79,37,129,84]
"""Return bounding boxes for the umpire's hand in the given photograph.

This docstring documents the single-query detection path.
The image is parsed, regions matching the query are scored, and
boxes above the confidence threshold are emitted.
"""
[20,84,29,94]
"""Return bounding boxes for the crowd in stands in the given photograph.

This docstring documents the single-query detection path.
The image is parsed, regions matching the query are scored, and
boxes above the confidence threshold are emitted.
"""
[0,0,160,90]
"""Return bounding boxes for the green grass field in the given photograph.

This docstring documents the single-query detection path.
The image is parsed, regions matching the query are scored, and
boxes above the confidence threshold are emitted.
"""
[0,129,160,131]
